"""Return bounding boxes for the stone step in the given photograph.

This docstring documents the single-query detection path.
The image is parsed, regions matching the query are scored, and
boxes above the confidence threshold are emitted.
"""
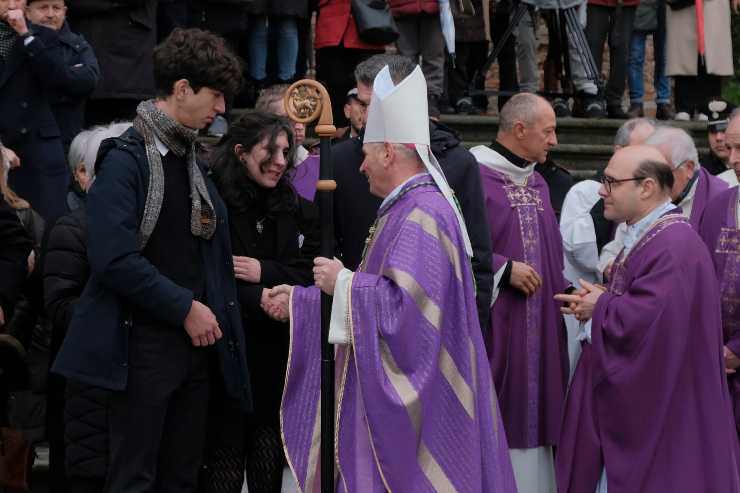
[440,114,710,148]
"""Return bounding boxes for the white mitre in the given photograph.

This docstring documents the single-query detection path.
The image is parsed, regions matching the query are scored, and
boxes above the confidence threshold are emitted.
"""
[363,65,473,257]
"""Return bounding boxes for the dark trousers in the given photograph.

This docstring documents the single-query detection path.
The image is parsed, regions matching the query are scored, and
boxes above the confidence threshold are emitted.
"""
[447,41,488,109]
[315,45,383,127]
[105,323,210,493]
[585,5,636,107]
[491,0,518,110]
[674,59,723,115]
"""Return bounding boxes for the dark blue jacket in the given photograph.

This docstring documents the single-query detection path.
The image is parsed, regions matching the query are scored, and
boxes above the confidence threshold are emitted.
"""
[52,128,252,409]
[0,22,70,221]
[44,22,100,148]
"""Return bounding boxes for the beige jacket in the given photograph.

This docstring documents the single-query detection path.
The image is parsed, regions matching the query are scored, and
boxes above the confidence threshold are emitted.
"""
[666,0,734,76]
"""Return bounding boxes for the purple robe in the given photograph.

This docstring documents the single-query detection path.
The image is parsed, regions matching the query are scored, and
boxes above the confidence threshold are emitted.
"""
[557,212,740,493]
[480,166,569,449]
[290,154,320,202]
[689,167,729,229]
[281,175,517,492]
[700,186,740,434]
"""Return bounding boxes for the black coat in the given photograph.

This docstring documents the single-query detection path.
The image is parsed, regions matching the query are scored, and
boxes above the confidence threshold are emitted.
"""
[227,194,320,421]
[43,206,109,483]
[246,0,309,17]
[333,122,495,331]
[535,159,574,220]
[0,196,31,323]
[702,151,728,176]
[52,129,252,409]
[188,0,250,35]
[44,22,100,149]
[0,22,69,221]
[66,0,157,100]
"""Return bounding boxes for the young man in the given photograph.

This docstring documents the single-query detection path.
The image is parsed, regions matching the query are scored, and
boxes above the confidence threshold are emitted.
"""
[53,28,251,491]
[557,146,740,492]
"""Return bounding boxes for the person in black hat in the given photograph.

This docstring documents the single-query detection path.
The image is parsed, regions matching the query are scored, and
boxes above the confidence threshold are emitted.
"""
[702,100,735,178]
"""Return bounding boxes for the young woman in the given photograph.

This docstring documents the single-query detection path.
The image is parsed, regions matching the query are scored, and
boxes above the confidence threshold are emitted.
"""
[204,111,320,493]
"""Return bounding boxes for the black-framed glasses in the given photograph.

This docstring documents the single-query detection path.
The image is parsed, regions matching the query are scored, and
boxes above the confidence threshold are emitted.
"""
[600,175,645,193]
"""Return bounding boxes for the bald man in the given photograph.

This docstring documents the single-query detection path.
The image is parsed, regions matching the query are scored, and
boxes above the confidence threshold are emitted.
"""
[599,125,728,275]
[471,93,568,493]
[556,146,740,493]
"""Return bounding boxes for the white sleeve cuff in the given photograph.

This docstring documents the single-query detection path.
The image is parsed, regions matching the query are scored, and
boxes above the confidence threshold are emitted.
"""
[576,319,593,344]
[491,261,508,307]
[328,268,353,345]
[23,36,35,46]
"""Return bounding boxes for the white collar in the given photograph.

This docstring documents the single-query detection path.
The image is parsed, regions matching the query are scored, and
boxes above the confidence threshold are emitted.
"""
[380,173,428,210]
[470,145,536,186]
[677,175,699,209]
[295,145,310,166]
[154,134,169,157]
[623,200,677,254]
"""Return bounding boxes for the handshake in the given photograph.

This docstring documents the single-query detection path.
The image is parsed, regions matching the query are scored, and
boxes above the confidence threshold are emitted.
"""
[256,256,347,322]
[553,279,606,322]
[261,285,293,322]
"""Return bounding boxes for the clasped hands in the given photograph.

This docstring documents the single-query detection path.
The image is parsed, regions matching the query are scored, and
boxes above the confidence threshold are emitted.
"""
[259,257,345,322]
[553,279,606,322]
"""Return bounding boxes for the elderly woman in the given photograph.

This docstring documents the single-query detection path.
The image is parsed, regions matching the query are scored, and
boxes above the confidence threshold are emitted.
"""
[43,122,130,493]
[203,111,319,493]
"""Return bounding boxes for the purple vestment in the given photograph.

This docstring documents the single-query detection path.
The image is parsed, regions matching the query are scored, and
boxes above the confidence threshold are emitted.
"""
[557,212,740,493]
[479,166,569,449]
[281,175,517,492]
[700,186,740,434]
[688,167,728,229]
[290,155,320,202]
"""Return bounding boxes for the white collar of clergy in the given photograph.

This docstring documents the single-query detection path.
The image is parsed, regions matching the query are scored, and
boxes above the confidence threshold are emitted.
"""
[623,200,677,254]
[676,170,699,211]
[295,145,309,166]
[379,172,429,211]
[470,145,536,186]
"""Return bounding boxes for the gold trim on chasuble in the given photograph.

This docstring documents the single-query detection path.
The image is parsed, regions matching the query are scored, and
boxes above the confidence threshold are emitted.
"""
[344,206,483,491]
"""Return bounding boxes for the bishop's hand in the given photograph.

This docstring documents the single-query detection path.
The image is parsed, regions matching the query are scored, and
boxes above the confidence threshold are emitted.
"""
[313,257,343,295]
[262,285,292,322]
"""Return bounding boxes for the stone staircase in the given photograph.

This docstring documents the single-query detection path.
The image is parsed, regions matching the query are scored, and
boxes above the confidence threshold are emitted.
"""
[438,115,711,180]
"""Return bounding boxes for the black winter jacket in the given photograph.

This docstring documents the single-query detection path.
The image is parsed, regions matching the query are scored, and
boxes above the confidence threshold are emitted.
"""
[0,197,31,321]
[66,0,157,100]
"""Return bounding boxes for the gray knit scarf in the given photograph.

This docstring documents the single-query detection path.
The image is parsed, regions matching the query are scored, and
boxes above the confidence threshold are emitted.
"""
[0,22,17,60]
[133,99,216,249]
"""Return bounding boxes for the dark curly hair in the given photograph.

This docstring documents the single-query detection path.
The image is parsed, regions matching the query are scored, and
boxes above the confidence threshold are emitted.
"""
[210,112,298,215]
[153,28,244,99]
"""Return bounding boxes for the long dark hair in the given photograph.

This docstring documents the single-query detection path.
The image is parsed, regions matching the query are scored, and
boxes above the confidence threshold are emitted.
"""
[210,111,298,215]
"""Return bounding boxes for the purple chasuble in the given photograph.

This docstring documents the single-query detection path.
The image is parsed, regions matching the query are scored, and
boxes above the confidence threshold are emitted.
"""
[688,167,728,229]
[557,212,740,493]
[290,154,320,202]
[281,175,517,492]
[700,186,740,435]
[479,165,569,449]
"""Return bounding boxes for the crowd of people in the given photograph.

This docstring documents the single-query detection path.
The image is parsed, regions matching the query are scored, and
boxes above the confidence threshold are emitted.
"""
[1,0,740,492]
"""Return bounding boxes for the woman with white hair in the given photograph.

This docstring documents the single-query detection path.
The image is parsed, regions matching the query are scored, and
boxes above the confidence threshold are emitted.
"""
[43,122,130,492]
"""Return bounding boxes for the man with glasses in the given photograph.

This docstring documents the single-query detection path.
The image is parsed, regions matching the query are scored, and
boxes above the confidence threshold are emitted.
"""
[600,125,728,276]
[555,145,740,493]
